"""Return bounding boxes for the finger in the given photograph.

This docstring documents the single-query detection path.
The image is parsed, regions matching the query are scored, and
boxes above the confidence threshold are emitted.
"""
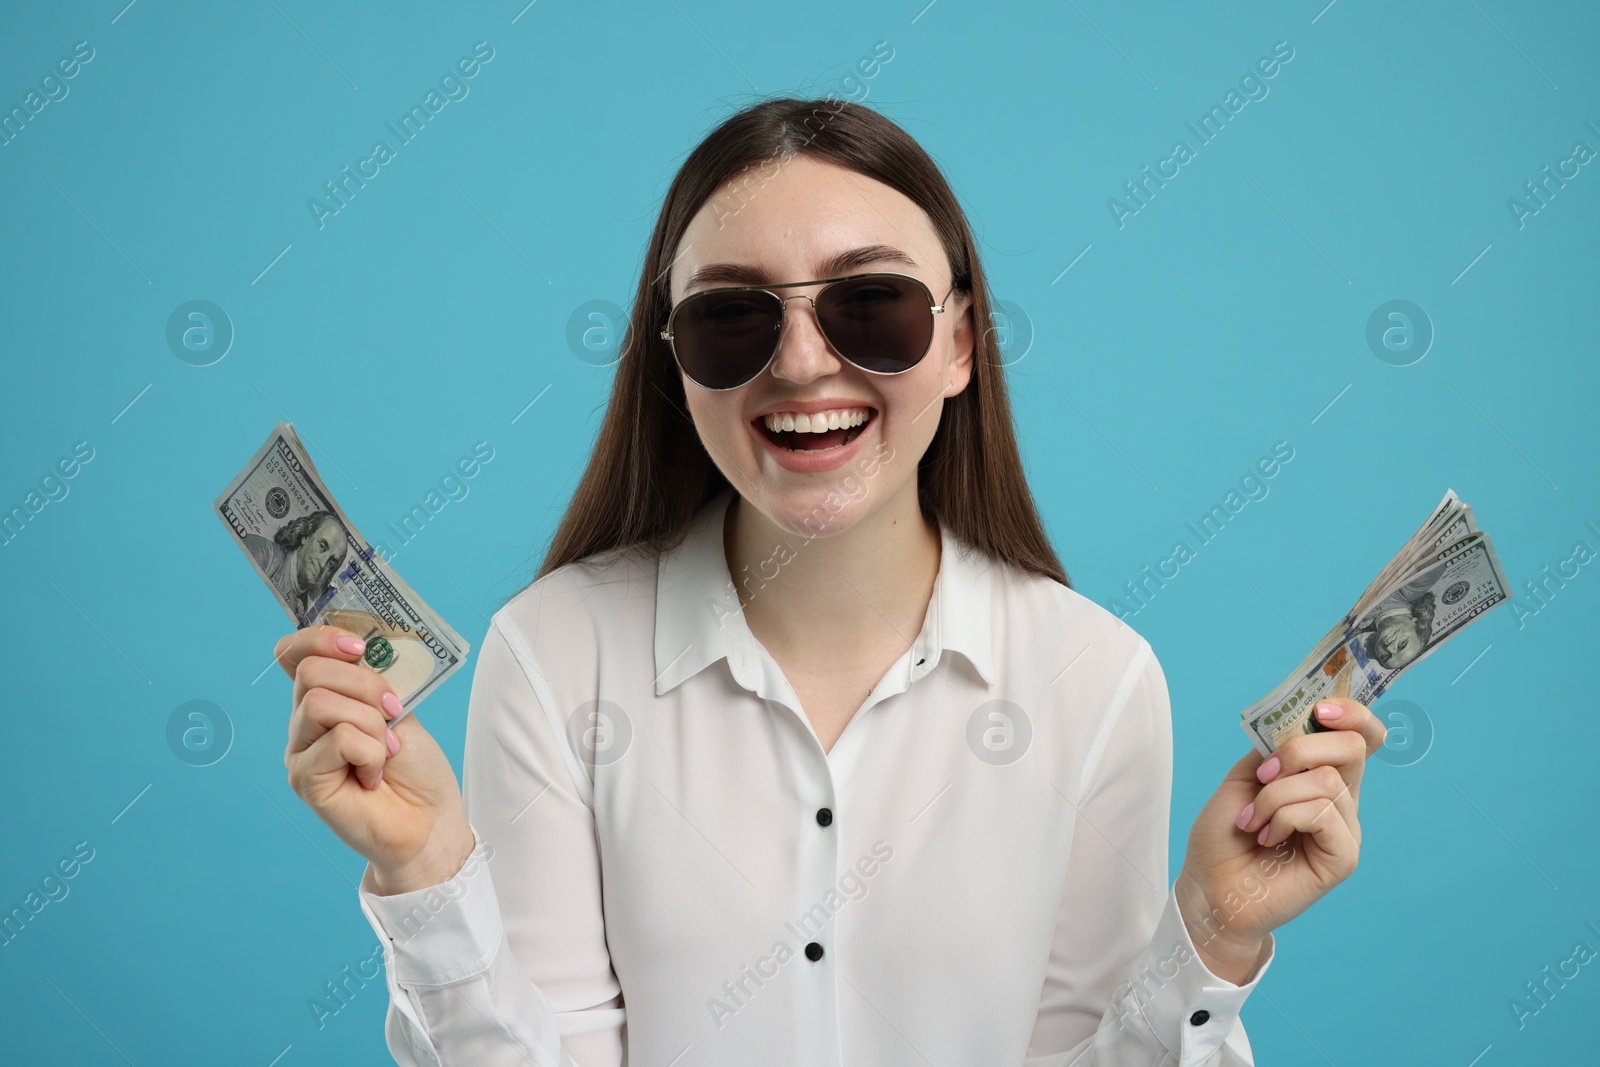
[1220,746,1267,786]
[276,624,374,685]
[1264,729,1369,796]
[289,720,388,793]
[1308,698,1386,757]
[1238,764,1357,838]
[293,654,402,722]
[289,685,391,754]
[1257,796,1359,878]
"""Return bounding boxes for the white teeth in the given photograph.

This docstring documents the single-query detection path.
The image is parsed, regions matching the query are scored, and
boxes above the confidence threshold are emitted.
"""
[762,407,870,434]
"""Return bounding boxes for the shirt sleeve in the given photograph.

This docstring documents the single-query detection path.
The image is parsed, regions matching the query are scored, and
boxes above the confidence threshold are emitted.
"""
[355,614,626,1066]
[1026,640,1275,1066]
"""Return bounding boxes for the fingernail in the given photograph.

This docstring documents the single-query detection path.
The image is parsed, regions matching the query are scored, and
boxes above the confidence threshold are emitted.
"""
[381,692,403,718]
[1257,824,1270,846]
[1316,702,1342,722]
[386,728,400,756]
[337,636,366,655]
[1257,756,1281,783]
[1236,802,1255,830]
[373,769,383,789]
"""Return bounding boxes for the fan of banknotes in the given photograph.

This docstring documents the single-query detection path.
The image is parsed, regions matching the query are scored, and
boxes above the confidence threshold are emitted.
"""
[213,422,469,721]
[1241,490,1511,755]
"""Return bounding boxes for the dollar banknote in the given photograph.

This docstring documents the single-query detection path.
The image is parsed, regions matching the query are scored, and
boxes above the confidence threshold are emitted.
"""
[1241,491,1510,755]
[213,422,469,719]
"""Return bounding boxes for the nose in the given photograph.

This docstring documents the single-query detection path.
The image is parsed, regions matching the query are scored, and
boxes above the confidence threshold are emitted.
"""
[767,291,845,385]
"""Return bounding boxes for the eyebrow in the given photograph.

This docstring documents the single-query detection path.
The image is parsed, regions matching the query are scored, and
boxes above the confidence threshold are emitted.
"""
[682,244,920,292]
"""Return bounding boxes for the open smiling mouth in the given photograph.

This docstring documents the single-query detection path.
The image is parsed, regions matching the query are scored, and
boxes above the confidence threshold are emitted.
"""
[754,407,876,453]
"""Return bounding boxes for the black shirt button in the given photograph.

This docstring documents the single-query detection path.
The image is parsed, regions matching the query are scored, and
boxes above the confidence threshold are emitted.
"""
[816,808,832,827]
[805,942,824,961]
[1189,1009,1210,1026]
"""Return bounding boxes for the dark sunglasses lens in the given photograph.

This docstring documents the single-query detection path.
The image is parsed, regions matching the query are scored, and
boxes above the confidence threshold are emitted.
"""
[817,275,933,374]
[672,290,782,389]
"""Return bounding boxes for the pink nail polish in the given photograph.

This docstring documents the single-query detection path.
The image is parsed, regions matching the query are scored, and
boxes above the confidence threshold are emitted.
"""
[1236,802,1255,830]
[1316,702,1342,722]
[1257,756,1281,783]
[1257,824,1270,846]
[381,692,403,718]
[372,769,383,789]
[386,728,400,756]
[337,636,366,655]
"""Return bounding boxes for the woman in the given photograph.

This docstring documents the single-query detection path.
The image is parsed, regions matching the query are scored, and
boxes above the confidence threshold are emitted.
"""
[275,97,1385,1065]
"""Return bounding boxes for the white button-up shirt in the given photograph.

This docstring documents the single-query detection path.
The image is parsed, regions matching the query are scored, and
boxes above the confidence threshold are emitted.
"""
[357,487,1273,1065]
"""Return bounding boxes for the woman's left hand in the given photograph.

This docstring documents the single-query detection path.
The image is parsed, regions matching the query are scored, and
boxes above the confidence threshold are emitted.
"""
[1173,698,1387,984]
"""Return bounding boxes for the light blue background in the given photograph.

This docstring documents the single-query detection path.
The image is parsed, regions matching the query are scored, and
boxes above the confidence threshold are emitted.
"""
[2,1,1596,1063]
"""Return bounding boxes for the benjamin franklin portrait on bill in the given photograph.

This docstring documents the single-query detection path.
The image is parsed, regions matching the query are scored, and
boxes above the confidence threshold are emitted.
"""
[242,510,350,627]
[1356,562,1442,671]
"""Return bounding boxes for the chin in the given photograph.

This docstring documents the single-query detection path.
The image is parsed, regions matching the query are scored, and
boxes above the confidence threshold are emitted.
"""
[746,473,902,543]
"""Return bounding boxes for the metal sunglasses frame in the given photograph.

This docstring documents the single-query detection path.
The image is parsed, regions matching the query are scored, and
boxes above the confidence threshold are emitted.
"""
[659,271,957,391]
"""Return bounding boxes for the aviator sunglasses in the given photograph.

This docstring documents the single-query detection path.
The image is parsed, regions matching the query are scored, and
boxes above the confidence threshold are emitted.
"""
[660,272,956,391]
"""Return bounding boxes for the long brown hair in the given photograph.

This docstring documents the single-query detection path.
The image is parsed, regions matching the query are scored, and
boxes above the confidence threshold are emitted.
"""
[526,96,1069,591]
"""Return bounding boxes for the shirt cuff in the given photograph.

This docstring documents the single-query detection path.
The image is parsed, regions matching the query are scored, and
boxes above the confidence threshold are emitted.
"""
[1107,886,1275,1065]
[357,824,505,987]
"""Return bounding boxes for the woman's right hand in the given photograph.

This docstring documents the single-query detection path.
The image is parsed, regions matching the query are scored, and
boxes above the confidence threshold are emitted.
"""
[277,624,476,895]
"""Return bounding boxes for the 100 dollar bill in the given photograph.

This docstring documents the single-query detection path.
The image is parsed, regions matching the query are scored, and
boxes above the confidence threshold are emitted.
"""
[1241,499,1510,756]
[213,422,469,718]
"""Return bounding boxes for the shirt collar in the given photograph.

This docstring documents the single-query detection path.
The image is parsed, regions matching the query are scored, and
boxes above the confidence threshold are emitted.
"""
[653,487,996,695]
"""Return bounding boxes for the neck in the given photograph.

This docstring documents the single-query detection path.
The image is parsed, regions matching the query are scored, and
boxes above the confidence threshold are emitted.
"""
[724,480,942,667]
